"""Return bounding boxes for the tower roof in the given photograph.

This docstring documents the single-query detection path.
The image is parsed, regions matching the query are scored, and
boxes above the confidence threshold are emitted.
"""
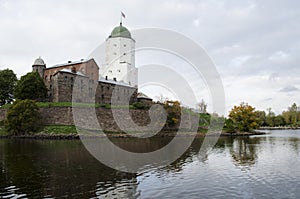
[33,57,45,66]
[110,23,131,39]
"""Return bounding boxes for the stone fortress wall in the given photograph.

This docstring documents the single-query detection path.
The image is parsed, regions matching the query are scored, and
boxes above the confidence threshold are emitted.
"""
[0,106,199,133]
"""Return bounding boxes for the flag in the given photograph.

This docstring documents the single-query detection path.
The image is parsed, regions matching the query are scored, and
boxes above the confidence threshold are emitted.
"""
[121,11,126,18]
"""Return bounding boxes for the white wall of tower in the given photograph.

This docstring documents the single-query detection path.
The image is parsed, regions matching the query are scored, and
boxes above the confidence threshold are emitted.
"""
[102,36,137,87]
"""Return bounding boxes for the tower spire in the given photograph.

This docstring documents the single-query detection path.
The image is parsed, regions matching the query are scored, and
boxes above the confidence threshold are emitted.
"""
[120,11,125,25]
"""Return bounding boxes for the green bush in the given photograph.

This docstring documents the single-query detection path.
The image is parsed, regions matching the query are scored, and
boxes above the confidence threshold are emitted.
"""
[132,102,146,109]
[5,99,42,135]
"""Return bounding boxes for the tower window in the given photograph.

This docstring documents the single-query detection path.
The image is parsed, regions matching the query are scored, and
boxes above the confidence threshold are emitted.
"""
[123,44,126,47]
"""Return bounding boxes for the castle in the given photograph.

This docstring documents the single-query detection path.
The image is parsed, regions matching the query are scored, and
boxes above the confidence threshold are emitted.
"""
[31,23,151,105]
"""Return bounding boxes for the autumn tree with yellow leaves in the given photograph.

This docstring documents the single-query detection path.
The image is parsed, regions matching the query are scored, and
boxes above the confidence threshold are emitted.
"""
[228,102,261,132]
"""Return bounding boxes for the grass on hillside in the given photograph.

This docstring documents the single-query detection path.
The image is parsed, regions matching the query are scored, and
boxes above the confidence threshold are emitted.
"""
[0,125,78,135]
[1,102,136,109]
[38,125,78,135]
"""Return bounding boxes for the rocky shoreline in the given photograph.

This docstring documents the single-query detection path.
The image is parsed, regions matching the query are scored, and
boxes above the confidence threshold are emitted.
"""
[0,131,266,140]
[259,126,299,130]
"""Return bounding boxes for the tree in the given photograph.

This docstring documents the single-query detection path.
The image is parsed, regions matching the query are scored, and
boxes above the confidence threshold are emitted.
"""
[164,100,181,126]
[197,99,207,113]
[224,118,235,133]
[14,72,47,101]
[228,102,261,132]
[155,94,169,103]
[289,103,298,126]
[5,100,42,135]
[265,107,275,127]
[274,115,285,126]
[0,69,17,106]
[282,103,299,127]
[256,110,267,126]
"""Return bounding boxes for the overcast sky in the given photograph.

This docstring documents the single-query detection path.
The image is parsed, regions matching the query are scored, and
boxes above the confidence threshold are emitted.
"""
[0,0,299,114]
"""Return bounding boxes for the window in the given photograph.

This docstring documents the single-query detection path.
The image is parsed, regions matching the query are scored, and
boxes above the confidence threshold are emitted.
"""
[123,44,126,47]
[113,44,117,47]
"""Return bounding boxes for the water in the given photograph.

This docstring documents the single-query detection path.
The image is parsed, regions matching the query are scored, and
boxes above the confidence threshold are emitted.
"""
[0,130,299,198]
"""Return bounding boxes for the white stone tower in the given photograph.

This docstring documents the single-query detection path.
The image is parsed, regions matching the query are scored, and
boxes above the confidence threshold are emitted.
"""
[102,22,137,87]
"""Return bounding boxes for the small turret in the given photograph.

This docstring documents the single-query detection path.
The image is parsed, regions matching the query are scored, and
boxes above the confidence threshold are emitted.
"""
[32,56,46,78]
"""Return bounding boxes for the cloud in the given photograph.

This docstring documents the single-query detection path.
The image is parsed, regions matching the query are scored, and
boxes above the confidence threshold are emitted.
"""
[279,86,299,92]
[264,97,273,101]
[0,0,300,114]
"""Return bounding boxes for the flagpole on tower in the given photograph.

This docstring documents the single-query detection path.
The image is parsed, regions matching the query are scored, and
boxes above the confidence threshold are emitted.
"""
[120,11,125,25]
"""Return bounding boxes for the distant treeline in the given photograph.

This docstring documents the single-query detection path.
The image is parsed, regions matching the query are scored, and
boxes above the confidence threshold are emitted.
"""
[257,103,300,127]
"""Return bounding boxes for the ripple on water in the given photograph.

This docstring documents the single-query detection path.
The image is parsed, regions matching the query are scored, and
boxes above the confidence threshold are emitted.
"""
[94,178,140,199]
[1,185,26,199]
